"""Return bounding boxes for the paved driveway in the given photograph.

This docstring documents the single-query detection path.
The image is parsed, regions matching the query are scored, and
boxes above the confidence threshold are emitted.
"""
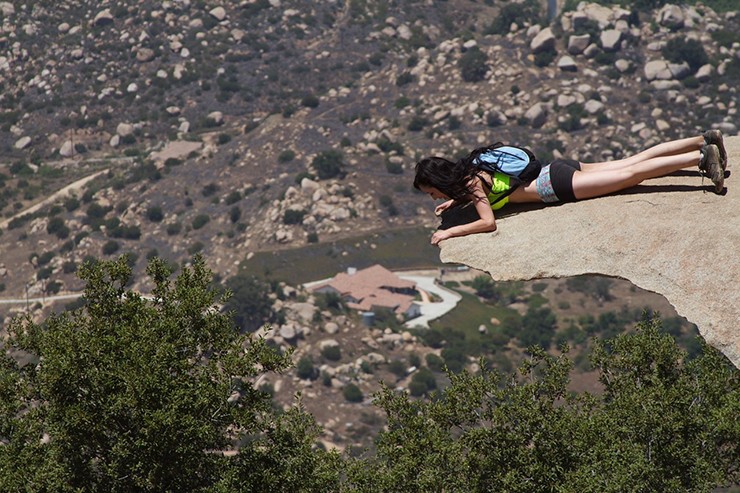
[399,274,462,329]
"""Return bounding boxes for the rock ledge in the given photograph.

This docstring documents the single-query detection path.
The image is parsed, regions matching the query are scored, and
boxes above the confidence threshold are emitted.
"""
[440,136,740,368]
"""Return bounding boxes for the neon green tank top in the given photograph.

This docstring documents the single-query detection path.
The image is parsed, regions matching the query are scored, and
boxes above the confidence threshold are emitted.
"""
[486,172,510,210]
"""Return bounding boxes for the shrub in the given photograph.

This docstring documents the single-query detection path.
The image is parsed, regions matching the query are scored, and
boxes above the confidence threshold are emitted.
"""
[307,232,319,243]
[385,161,403,175]
[37,267,53,281]
[192,214,210,230]
[146,206,164,222]
[485,0,541,35]
[409,368,437,396]
[102,240,120,255]
[396,72,414,86]
[229,206,241,224]
[166,222,182,236]
[47,216,66,236]
[534,48,557,67]
[35,251,55,266]
[224,191,242,205]
[458,47,488,82]
[662,38,708,71]
[301,94,320,108]
[86,202,110,220]
[394,96,411,109]
[426,353,445,372]
[407,115,428,131]
[377,138,404,155]
[217,133,232,145]
[343,383,363,403]
[201,183,219,197]
[283,209,306,225]
[188,242,204,255]
[471,275,499,300]
[297,356,318,380]
[64,196,80,212]
[277,150,296,163]
[321,345,341,362]
[312,150,344,180]
[62,261,78,274]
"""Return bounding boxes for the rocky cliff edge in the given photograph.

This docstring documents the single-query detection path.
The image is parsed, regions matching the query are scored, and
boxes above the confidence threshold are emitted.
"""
[438,136,739,368]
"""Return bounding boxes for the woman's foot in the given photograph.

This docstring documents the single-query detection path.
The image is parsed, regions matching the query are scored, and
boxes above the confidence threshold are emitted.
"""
[701,144,724,193]
[703,130,727,171]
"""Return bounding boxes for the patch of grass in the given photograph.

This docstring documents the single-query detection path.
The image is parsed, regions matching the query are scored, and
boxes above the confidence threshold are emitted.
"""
[428,290,519,347]
[240,227,442,284]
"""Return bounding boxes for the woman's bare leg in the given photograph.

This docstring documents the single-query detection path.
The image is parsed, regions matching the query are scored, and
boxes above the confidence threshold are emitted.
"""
[572,150,702,199]
[579,136,704,172]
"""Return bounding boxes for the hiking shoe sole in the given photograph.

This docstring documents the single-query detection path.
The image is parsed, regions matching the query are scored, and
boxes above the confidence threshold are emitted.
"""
[704,130,727,172]
[701,144,724,193]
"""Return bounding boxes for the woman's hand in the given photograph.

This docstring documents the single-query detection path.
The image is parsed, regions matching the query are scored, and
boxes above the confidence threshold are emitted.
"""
[434,199,456,216]
[431,229,452,245]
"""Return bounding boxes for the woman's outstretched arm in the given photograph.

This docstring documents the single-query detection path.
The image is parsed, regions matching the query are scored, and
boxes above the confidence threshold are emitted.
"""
[431,179,496,245]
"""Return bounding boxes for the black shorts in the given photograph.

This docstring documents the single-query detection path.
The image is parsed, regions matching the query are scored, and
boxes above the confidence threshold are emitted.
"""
[535,158,581,203]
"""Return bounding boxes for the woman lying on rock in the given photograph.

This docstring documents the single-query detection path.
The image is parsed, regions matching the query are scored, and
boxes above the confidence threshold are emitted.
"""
[414,131,727,245]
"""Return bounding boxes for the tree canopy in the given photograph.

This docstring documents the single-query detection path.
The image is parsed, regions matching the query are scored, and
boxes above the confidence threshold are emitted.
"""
[1,256,338,492]
[1,257,738,492]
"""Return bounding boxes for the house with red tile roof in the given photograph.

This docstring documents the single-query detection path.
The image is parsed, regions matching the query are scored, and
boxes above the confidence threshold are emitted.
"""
[310,265,422,320]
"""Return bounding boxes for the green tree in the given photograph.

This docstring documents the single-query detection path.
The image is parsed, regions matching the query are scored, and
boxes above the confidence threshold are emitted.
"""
[343,383,364,403]
[312,150,345,180]
[297,355,318,380]
[222,272,274,333]
[344,320,739,491]
[2,256,339,492]
[662,37,708,71]
[470,275,499,301]
[458,46,488,83]
[519,306,557,349]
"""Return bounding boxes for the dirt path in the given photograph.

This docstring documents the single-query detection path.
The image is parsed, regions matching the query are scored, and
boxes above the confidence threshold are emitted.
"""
[0,168,108,230]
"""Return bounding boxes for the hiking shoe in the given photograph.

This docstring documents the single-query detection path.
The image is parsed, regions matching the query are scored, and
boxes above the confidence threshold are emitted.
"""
[704,130,727,172]
[700,144,724,193]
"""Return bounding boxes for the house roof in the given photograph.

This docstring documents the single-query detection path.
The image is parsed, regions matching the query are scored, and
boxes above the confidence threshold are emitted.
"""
[311,264,418,314]
[317,264,416,296]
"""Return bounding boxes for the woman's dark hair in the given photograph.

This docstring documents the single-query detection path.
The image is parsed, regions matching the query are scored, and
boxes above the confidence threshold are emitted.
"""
[413,156,479,201]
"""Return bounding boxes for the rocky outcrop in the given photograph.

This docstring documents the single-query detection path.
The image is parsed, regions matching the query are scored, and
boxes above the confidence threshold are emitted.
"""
[438,136,740,368]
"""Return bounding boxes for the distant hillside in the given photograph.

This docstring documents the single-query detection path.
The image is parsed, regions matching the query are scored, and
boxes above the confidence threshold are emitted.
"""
[0,0,738,299]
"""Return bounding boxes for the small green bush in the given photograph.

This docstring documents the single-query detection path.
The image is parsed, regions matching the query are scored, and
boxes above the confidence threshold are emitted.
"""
[229,206,241,224]
[662,38,708,71]
[312,150,344,180]
[321,345,341,362]
[396,72,414,86]
[225,191,242,205]
[146,206,164,222]
[166,222,182,236]
[342,383,363,403]
[192,214,210,230]
[296,356,318,380]
[425,353,445,372]
[102,240,120,255]
[459,47,488,82]
[385,161,403,175]
[283,209,306,225]
[407,116,428,132]
[187,242,204,255]
[201,183,219,197]
[277,150,296,163]
[301,94,320,108]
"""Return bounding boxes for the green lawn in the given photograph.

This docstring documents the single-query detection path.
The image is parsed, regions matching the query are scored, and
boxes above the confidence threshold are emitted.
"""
[239,227,444,284]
